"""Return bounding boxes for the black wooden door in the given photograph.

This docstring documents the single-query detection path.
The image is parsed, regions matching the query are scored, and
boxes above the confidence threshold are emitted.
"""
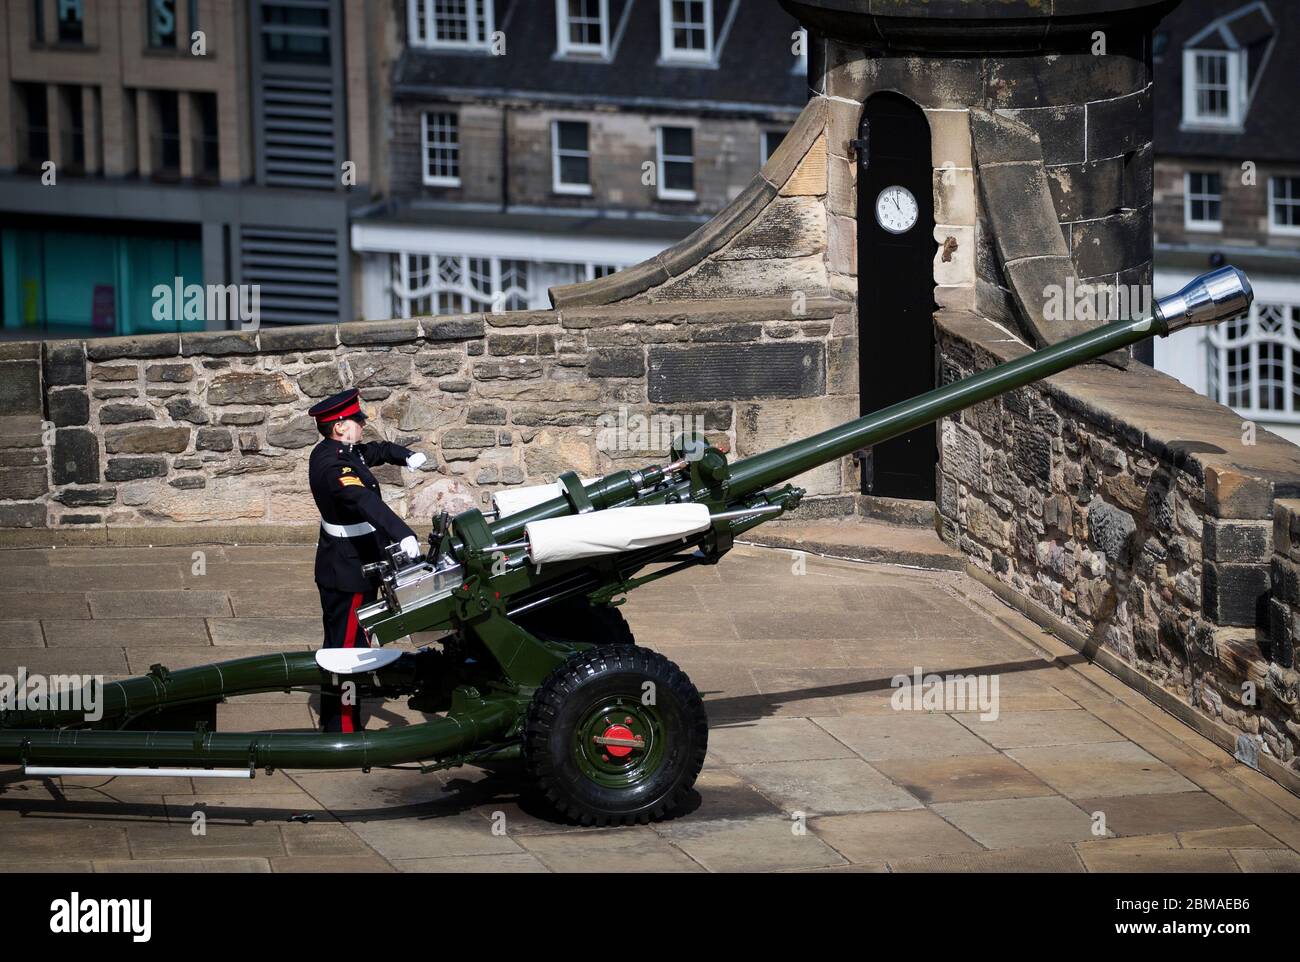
[857,92,937,500]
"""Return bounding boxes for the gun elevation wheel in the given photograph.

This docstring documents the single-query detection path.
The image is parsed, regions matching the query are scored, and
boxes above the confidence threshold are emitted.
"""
[524,644,708,826]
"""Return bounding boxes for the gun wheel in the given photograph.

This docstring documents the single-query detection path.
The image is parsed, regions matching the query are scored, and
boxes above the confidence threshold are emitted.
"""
[524,644,708,826]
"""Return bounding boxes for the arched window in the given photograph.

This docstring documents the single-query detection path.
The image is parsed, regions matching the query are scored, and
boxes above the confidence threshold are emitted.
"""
[1208,299,1300,422]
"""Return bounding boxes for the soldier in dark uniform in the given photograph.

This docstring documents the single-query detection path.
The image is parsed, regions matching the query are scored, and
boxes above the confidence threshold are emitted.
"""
[307,388,427,733]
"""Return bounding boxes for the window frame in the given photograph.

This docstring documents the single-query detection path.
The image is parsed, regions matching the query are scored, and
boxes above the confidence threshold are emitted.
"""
[656,125,696,201]
[551,119,593,196]
[659,0,713,65]
[147,0,179,50]
[1181,48,1245,129]
[555,0,609,59]
[1269,175,1300,237]
[1183,170,1223,233]
[56,0,84,44]
[388,251,626,318]
[409,0,495,51]
[420,110,461,188]
[1207,297,1300,424]
[761,129,787,167]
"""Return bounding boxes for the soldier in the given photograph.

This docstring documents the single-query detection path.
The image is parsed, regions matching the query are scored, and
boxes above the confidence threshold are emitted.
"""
[307,388,428,733]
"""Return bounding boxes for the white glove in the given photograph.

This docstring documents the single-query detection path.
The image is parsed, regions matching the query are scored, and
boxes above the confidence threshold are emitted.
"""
[405,452,428,470]
[399,536,421,560]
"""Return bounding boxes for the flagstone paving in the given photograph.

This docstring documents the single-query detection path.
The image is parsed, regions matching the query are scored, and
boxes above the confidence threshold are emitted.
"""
[1,541,1298,873]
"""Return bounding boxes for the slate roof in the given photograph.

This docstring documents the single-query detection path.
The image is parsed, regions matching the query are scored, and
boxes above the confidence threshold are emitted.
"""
[1153,0,1300,162]
[393,0,808,115]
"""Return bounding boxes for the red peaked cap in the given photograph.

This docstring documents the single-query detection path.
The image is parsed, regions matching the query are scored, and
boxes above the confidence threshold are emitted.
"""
[308,388,366,425]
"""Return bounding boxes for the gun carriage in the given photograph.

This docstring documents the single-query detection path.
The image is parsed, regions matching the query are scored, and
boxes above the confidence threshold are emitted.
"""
[0,268,1253,825]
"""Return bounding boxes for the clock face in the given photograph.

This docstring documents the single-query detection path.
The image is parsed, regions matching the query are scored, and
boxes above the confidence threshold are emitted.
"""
[875,185,919,235]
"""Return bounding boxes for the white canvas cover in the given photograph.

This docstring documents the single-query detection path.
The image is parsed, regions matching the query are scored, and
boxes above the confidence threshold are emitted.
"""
[524,504,712,564]
[492,478,599,517]
[315,648,404,675]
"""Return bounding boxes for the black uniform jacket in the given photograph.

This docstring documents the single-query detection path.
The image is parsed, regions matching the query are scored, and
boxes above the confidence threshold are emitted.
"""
[309,438,418,592]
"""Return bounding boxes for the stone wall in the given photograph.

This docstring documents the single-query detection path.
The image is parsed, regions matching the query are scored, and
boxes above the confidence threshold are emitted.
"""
[937,309,1300,777]
[0,291,852,530]
[388,99,796,215]
[1272,499,1300,678]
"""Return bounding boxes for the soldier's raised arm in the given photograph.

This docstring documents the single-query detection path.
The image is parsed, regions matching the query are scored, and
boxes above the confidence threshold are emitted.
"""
[357,440,427,471]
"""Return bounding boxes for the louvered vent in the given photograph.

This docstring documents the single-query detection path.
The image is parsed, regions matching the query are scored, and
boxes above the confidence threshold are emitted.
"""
[258,76,339,188]
[240,226,341,325]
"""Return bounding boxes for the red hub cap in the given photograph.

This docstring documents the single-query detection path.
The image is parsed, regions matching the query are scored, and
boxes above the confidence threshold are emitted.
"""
[601,724,636,758]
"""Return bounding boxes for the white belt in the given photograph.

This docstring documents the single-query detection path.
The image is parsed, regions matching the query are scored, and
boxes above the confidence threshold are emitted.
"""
[321,519,375,538]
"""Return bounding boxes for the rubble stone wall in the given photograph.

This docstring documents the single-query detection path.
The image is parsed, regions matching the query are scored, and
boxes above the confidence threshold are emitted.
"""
[937,309,1300,776]
[0,293,852,530]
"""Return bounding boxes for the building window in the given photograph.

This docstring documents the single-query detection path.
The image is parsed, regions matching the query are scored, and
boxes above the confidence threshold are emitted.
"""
[552,120,591,194]
[32,0,45,44]
[1208,300,1300,423]
[1270,176,1300,236]
[410,0,494,50]
[193,92,219,182]
[660,0,712,64]
[761,129,786,166]
[148,0,177,48]
[656,126,695,200]
[59,86,85,174]
[1184,171,1222,231]
[421,112,460,186]
[17,84,49,169]
[1,227,204,337]
[1182,49,1244,128]
[262,2,331,65]
[151,90,181,181]
[556,0,608,57]
[57,0,84,44]
[389,253,622,317]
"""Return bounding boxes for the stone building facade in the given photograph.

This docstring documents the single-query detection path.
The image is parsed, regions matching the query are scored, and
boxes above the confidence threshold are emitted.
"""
[1148,0,1300,446]
[0,0,382,335]
[4,0,1300,790]
[353,0,808,320]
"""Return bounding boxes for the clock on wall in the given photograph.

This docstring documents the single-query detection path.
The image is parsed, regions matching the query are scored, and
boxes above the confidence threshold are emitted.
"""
[875,185,919,235]
[856,92,938,501]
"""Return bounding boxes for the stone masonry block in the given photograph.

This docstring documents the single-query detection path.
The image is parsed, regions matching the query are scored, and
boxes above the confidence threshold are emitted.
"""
[1204,561,1270,628]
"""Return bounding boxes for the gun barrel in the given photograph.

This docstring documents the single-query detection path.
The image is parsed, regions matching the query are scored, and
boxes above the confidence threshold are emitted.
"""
[726,266,1251,499]
[486,267,1250,537]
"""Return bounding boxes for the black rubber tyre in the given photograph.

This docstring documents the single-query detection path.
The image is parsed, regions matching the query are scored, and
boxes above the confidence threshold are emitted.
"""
[524,644,708,826]
[515,597,634,647]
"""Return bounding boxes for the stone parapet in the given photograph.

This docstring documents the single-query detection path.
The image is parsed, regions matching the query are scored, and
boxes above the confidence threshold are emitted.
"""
[0,294,854,531]
[936,308,1300,771]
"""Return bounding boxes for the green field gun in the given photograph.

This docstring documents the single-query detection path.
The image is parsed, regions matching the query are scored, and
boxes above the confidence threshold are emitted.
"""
[0,267,1253,825]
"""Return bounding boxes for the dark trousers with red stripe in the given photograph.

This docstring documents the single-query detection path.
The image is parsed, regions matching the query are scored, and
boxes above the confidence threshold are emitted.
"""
[318,586,377,733]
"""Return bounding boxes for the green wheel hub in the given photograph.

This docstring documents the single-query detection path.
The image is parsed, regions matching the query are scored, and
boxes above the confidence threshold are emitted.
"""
[572,696,666,789]
[525,643,708,825]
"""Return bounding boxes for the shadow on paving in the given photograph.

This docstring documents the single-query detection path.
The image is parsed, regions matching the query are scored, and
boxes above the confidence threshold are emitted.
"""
[702,653,1091,723]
